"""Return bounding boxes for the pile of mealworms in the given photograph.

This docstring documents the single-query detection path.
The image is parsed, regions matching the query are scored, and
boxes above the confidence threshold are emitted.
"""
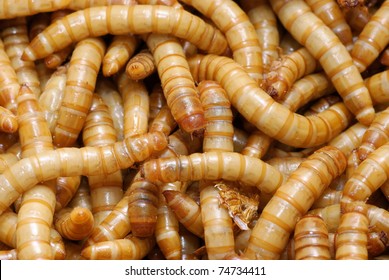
[0,0,388,260]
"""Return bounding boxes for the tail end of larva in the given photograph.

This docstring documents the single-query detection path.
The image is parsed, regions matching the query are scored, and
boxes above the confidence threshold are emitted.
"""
[355,106,375,126]
[22,47,37,61]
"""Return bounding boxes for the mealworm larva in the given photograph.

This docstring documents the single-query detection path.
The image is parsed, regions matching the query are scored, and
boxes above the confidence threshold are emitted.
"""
[188,54,353,148]
[306,0,353,51]
[0,0,71,19]
[235,228,252,254]
[351,0,389,72]
[0,209,17,248]
[22,5,228,61]
[241,129,272,159]
[308,203,341,233]
[16,85,57,260]
[367,227,388,257]
[367,204,389,234]
[264,47,320,99]
[0,152,19,174]
[380,47,389,66]
[54,206,95,240]
[43,10,74,69]
[81,235,156,260]
[0,131,168,215]
[303,95,342,116]
[49,228,68,260]
[116,73,149,138]
[1,17,41,98]
[103,34,139,77]
[141,151,285,196]
[84,195,131,247]
[199,181,236,260]
[126,49,156,81]
[0,38,19,114]
[38,65,67,134]
[82,95,123,225]
[68,176,92,210]
[148,105,177,137]
[270,0,375,125]
[163,190,204,238]
[244,146,347,260]
[365,69,389,105]
[335,202,369,260]
[67,0,138,10]
[358,107,389,161]
[198,80,234,153]
[53,37,106,148]
[127,173,159,237]
[96,78,125,141]
[0,106,18,134]
[145,33,205,135]
[55,174,82,211]
[294,214,331,260]
[311,188,342,209]
[240,0,280,73]
[280,72,335,112]
[180,0,263,83]
[148,84,167,125]
[266,146,318,159]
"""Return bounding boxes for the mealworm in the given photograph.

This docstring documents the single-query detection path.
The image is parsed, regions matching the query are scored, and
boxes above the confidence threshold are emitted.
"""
[84,195,131,247]
[280,72,335,112]
[43,10,74,69]
[380,47,389,66]
[180,0,262,83]
[306,0,353,51]
[82,94,123,225]
[264,47,320,99]
[188,54,353,148]
[0,106,18,134]
[0,131,168,215]
[308,203,341,233]
[240,0,280,73]
[55,175,82,211]
[0,0,71,19]
[235,228,252,255]
[103,34,139,77]
[265,146,318,159]
[358,107,389,161]
[199,181,236,260]
[81,235,155,260]
[141,151,285,195]
[127,172,159,237]
[148,105,177,137]
[67,176,92,210]
[54,206,94,241]
[38,65,67,134]
[351,0,389,72]
[241,129,272,159]
[266,157,305,178]
[16,85,56,260]
[365,69,389,105]
[367,227,388,257]
[53,37,106,148]
[311,188,342,209]
[244,146,346,260]
[22,5,228,61]
[1,17,41,98]
[335,202,369,260]
[0,152,19,174]
[270,0,375,125]
[96,78,124,141]
[0,38,19,114]
[294,214,331,260]
[0,209,17,248]
[126,49,156,81]
[116,73,149,138]
[163,190,203,238]
[198,80,234,153]
[145,33,205,135]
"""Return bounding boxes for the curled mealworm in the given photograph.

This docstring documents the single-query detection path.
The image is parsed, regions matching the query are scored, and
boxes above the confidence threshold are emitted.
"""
[125,49,156,81]
[0,0,71,19]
